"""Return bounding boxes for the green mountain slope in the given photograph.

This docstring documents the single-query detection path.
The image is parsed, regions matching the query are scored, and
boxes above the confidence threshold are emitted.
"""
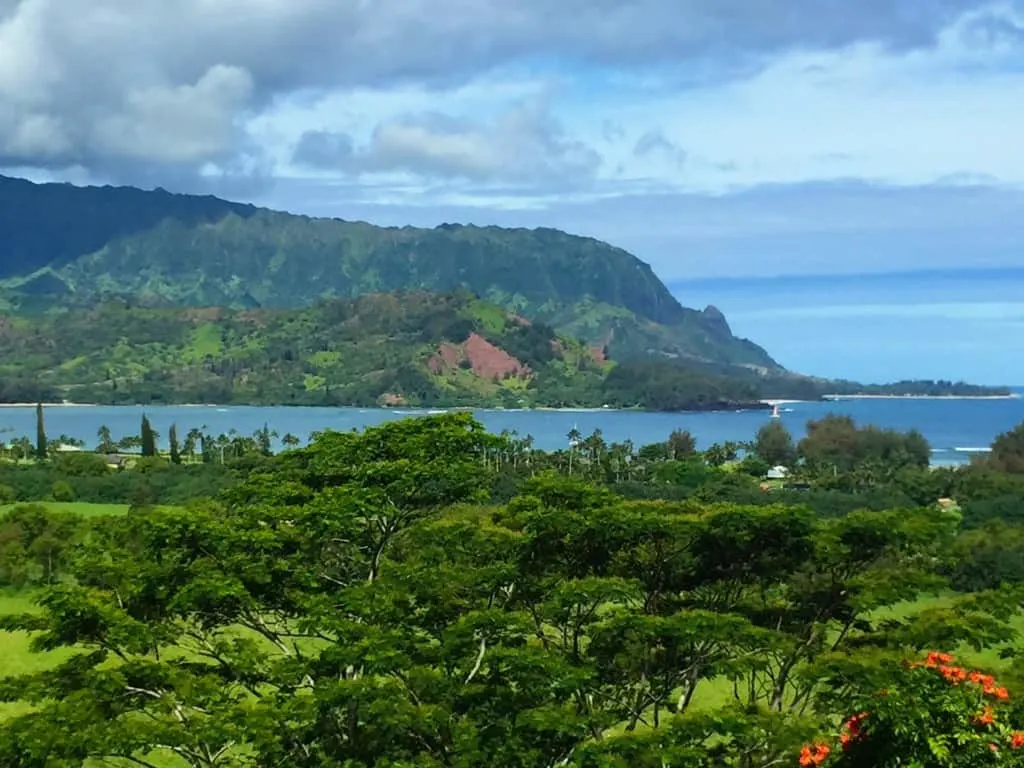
[0,292,768,410]
[0,175,778,371]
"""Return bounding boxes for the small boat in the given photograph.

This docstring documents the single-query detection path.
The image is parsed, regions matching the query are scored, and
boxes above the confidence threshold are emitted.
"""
[770,405,781,419]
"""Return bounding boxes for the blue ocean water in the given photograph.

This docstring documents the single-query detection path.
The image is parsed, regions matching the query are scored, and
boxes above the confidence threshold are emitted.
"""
[2,394,1022,465]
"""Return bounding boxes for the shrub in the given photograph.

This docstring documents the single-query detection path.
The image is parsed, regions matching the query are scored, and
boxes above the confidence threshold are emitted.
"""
[806,652,1024,766]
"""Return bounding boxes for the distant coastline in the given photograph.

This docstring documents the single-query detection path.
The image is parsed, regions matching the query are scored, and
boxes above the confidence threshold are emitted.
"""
[822,393,1021,401]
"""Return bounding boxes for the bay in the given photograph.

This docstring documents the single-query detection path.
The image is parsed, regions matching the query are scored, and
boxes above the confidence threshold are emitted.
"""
[2,394,1022,466]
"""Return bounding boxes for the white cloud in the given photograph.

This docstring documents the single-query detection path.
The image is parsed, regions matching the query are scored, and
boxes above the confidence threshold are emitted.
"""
[563,3,1024,192]
[92,65,253,164]
[2,0,1024,279]
[289,94,601,187]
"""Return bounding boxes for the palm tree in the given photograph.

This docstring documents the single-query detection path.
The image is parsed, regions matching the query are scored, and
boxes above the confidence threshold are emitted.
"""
[96,425,117,454]
[183,427,204,463]
[567,426,581,475]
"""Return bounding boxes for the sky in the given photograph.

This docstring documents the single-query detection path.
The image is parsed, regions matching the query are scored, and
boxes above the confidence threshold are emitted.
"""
[1,0,1022,383]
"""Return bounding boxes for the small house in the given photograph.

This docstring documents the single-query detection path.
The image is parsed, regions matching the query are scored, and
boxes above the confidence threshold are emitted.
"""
[105,454,127,469]
[766,465,790,480]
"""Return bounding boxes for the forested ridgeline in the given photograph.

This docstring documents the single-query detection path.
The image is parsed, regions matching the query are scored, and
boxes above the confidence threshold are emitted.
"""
[1,414,1024,766]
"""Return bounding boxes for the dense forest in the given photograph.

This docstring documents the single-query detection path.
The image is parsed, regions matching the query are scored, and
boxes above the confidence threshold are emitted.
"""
[1,413,1024,766]
[0,293,782,411]
[0,292,1006,410]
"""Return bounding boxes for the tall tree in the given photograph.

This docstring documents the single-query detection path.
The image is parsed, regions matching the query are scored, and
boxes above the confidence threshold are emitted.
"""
[140,413,156,457]
[34,403,47,461]
[255,422,274,456]
[754,420,797,467]
[95,424,117,454]
[200,433,213,464]
[990,421,1024,474]
[668,428,697,459]
[168,423,181,465]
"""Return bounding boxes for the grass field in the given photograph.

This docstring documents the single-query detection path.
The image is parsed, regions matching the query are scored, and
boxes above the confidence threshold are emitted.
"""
[0,501,130,518]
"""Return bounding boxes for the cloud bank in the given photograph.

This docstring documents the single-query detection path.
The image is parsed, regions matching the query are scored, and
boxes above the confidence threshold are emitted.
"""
[1,0,1022,281]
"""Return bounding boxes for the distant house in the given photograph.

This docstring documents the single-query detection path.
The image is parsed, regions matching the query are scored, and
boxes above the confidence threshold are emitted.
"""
[105,454,127,469]
[766,465,790,480]
[55,443,83,453]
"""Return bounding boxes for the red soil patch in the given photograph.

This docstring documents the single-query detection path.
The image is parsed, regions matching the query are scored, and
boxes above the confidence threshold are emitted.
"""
[428,333,530,381]
[589,345,607,364]
[428,343,462,373]
[465,333,530,380]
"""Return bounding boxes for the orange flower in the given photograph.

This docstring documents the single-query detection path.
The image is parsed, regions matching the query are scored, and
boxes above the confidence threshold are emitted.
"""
[1010,732,1024,749]
[925,651,954,667]
[993,687,1010,700]
[974,707,997,727]
[799,743,831,766]
[939,665,967,683]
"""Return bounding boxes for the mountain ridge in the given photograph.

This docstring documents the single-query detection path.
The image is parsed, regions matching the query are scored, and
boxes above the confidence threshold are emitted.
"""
[0,174,778,372]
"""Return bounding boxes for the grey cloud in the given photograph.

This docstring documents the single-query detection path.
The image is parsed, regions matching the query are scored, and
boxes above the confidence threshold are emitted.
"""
[292,99,601,186]
[0,0,1003,180]
[293,131,355,168]
[633,130,687,168]
[602,120,626,142]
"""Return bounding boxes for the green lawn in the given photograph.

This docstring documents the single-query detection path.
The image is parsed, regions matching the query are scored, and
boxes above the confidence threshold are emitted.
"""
[0,501,130,518]
[0,592,77,720]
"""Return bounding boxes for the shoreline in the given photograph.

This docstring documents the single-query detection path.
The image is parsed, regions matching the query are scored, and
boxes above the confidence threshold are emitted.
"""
[822,394,1019,401]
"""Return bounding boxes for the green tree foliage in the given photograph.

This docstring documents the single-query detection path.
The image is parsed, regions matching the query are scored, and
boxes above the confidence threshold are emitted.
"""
[990,422,1024,474]
[603,361,762,411]
[798,415,931,474]
[140,414,156,457]
[95,424,118,454]
[34,403,46,461]
[0,504,82,586]
[755,420,797,467]
[0,293,800,410]
[945,521,1024,593]
[168,422,182,464]
[49,479,74,502]
[811,651,1024,766]
[2,414,1015,768]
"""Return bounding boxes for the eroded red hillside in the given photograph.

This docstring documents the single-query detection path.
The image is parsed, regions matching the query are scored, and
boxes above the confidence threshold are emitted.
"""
[429,332,531,381]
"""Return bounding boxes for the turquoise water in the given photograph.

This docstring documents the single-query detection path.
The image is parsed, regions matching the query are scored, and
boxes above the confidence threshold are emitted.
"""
[3,395,1022,465]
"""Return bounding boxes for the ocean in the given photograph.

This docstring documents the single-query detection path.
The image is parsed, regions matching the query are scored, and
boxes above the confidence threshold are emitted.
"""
[3,394,1022,465]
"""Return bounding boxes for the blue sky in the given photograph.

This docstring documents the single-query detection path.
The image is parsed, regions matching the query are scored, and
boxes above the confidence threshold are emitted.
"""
[672,269,1024,384]
[1,0,1022,383]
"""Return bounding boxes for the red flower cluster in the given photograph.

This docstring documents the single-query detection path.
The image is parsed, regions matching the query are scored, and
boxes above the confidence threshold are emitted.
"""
[917,651,1010,700]
[838,712,868,751]
[799,743,831,766]
[801,652,1022,765]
